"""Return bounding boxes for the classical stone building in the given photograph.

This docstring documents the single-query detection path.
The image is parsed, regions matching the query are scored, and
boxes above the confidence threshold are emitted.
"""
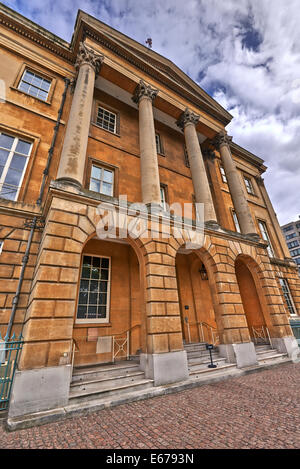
[0,4,299,422]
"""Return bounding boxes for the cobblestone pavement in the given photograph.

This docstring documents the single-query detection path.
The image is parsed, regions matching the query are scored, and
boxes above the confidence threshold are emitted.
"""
[0,363,299,449]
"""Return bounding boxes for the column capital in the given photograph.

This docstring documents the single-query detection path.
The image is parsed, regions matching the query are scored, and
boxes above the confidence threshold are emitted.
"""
[212,130,232,149]
[254,175,264,186]
[176,108,200,130]
[75,42,104,75]
[132,80,158,105]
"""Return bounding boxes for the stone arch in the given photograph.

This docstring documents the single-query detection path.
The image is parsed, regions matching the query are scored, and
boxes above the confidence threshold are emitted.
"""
[234,253,275,336]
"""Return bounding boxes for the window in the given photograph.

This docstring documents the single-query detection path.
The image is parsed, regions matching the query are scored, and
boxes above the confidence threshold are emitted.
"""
[232,210,241,233]
[286,232,296,240]
[0,241,3,255]
[296,222,300,229]
[89,164,114,196]
[279,278,296,316]
[258,220,274,257]
[160,185,167,211]
[291,248,300,257]
[295,258,300,265]
[220,165,227,183]
[155,133,164,155]
[287,240,299,249]
[96,106,117,134]
[244,176,255,195]
[76,255,111,323]
[184,146,190,168]
[18,69,51,101]
[283,225,293,232]
[0,133,32,201]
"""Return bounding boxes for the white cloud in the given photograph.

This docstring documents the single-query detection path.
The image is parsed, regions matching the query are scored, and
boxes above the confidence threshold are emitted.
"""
[3,0,300,224]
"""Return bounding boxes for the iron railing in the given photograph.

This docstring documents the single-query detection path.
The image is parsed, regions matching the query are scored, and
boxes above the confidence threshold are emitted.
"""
[251,325,272,346]
[0,333,23,411]
[185,319,219,346]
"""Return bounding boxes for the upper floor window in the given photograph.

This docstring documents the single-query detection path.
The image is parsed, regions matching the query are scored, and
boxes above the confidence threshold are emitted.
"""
[290,248,300,257]
[258,220,274,257]
[76,255,111,323]
[287,240,299,249]
[232,210,241,233]
[286,232,296,240]
[244,176,255,195]
[0,241,3,255]
[18,70,51,102]
[155,133,164,155]
[89,164,114,197]
[279,278,296,316]
[160,185,167,211]
[295,258,300,265]
[283,225,293,232]
[296,222,300,229]
[220,165,227,183]
[96,106,117,134]
[0,133,32,201]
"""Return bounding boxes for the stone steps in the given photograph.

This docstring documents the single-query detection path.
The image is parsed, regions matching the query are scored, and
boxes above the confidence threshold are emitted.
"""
[184,342,236,377]
[69,360,153,404]
[254,344,288,365]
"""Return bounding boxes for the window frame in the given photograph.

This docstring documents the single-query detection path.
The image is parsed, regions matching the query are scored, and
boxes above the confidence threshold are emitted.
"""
[160,184,168,211]
[231,209,241,233]
[258,219,275,257]
[219,164,228,184]
[76,254,111,324]
[92,101,120,136]
[12,63,56,105]
[0,132,33,201]
[243,175,255,195]
[155,132,164,156]
[279,277,297,316]
[85,157,118,198]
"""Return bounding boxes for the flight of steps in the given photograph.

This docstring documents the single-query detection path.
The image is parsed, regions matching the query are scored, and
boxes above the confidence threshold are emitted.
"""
[184,342,236,378]
[69,360,153,405]
[254,343,288,365]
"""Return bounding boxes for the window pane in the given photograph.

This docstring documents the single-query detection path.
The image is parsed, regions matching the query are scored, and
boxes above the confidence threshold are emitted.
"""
[37,89,48,101]
[77,306,87,319]
[41,79,51,91]
[101,182,113,196]
[19,82,30,93]
[103,169,113,183]
[0,134,14,150]
[28,86,39,98]
[0,149,9,166]
[91,165,101,179]
[101,258,109,268]
[4,168,22,186]
[31,75,43,88]
[23,71,34,83]
[15,140,31,155]
[89,178,100,193]
[10,154,27,171]
[0,185,17,200]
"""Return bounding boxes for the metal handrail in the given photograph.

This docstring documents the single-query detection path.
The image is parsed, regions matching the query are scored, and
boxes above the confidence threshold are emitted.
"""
[251,325,272,346]
[185,319,219,345]
[70,324,141,366]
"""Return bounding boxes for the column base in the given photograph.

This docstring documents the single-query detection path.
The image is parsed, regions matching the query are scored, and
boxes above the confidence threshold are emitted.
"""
[140,351,189,386]
[271,336,300,361]
[8,365,72,419]
[218,342,258,368]
[55,177,82,190]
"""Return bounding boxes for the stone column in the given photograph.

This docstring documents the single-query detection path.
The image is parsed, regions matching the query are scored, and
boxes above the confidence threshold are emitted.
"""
[56,42,104,188]
[213,131,257,236]
[132,80,161,206]
[177,109,218,225]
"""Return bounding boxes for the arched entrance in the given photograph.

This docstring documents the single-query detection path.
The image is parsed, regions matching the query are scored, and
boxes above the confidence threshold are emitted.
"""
[72,236,144,366]
[175,249,218,344]
[235,255,269,343]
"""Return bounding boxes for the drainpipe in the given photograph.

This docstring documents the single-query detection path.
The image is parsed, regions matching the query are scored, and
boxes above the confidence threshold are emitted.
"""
[6,77,70,339]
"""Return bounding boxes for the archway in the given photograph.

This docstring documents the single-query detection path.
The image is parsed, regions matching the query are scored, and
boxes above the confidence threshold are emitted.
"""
[175,249,218,344]
[235,255,268,343]
[72,236,144,366]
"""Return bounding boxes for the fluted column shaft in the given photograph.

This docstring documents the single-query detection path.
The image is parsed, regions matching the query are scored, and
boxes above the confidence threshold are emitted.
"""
[178,109,217,223]
[133,80,161,205]
[214,131,257,236]
[56,42,104,188]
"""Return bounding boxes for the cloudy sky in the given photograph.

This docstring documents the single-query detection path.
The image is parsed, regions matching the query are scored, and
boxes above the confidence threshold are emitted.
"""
[3,0,300,225]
